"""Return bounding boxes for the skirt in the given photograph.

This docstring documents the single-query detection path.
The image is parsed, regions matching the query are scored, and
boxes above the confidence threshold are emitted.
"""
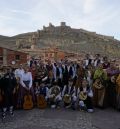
[17,85,35,109]
[116,94,120,110]
[106,81,116,108]
[93,87,107,108]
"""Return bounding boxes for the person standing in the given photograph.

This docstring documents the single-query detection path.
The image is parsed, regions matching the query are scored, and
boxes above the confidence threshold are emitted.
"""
[116,74,120,110]
[93,63,108,108]
[19,66,35,108]
[1,67,17,119]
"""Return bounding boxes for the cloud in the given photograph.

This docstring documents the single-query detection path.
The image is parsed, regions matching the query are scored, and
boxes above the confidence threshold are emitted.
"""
[0,0,120,40]
[83,0,96,14]
[10,9,32,15]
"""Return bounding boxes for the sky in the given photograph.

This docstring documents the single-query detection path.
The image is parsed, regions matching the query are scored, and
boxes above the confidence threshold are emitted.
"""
[0,0,120,40]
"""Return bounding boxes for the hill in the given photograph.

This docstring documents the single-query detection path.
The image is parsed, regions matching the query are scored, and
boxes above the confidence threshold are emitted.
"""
[0,22,120,57]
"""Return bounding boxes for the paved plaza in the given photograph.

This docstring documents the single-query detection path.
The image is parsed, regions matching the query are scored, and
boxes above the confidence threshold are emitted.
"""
[0,108,119,129]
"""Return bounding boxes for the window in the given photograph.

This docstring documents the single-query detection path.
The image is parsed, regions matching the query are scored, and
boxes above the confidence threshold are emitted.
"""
[50,53,52,57]
[16,55,20,60]
[45,53,48,57]
[0,56,3,61]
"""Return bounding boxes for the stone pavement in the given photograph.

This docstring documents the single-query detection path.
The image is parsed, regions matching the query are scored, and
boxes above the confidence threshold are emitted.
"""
[91,108,120,129]
[0,108,119,129]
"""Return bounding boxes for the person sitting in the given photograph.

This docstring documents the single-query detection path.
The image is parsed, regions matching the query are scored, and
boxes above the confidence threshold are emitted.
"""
[62,79,73,108]
[78,79,94,113]
[48,82,62,108]
[35,81,49,101]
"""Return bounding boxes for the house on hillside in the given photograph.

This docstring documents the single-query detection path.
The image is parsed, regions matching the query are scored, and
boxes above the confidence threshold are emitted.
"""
[0,46,28,66]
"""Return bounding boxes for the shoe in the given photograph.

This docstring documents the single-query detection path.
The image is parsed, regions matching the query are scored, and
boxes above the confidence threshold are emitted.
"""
[10,112,14,117]
[2,113,6,120]
[9,106,14,117]
[51,105,56,109]
[57,106,61,109]
[87,109,94,113]
[65,105,71,109]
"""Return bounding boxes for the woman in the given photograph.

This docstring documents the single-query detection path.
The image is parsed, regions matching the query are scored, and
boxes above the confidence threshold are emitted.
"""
[116,74,120,110]
[85,64,94,87]
[93,63,108,108]
[106,62,119,108]
[18,66,35,108]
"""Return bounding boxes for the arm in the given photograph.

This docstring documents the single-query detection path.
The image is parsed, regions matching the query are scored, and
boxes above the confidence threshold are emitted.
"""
[62,85,66,97]
[52,65,57,81]
[87,88,93,97]
[20,75,26,88]
[45,87,49,99]
[29,72,33,89]
[72,67,76,78]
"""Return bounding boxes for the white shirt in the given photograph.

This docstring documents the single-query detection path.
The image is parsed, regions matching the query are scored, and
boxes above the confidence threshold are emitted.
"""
[15,68,24,79]
[62,85,72,97]
[52,64,57,80]
[83,87,93,97]
[58,67,63,79]
[20,72,33,88]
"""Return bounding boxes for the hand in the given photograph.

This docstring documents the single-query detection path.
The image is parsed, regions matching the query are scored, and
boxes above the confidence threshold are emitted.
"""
[29,87,31,91]
[13,88,16,94]
[52,94,55,97]
[25,87,29,91]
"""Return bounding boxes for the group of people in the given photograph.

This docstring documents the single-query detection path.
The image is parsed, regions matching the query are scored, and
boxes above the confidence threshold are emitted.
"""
[0,54,120,120]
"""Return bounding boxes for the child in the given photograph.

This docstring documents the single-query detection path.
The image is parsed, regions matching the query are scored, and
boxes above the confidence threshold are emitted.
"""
[48,82,62,108]
[70,84,79,110]
[79,79,94,113]
[35,81,49,101]
[62,79,73,108]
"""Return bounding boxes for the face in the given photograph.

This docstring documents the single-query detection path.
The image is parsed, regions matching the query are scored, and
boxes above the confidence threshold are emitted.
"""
[24,67,29,72]
[104,57,108,62]
[86,54,89,59]
[98,64,103,69]
[7,68,11,73]
[110,62,115,69]
[95,54,100,59]
[88,65,92,70]
[82,80,88,87]
[40,83,44,87]
[68,81,73,86]
[35,82,39,87]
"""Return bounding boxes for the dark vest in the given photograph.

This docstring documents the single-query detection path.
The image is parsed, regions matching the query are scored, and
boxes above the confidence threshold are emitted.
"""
[69,66,73,76]
[64,85,69,94]
[40,87,47,96]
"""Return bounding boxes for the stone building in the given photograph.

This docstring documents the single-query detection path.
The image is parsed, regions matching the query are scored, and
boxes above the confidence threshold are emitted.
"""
[0,47,28,66]
[21,47,66,62]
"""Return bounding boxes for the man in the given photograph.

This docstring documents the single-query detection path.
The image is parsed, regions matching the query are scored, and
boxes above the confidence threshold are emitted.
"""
[1,67,17,119]
[94,54,101,68]
[48,82,62,108]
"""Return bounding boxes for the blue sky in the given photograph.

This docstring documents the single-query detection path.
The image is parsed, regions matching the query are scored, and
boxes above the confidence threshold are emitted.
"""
[0,0,120,40]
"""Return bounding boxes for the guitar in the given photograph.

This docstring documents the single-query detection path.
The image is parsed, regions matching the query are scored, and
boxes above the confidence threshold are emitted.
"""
[23,91,33,110]
[79,91,87,101]
[63,94,71,104]
[37,95,47,109]
[93,79,104,90]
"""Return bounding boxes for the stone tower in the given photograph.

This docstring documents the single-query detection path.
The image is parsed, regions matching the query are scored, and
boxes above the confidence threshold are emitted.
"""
[31,33,37,50]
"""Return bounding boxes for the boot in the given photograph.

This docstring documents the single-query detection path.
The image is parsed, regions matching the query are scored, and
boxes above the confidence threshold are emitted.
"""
[9,106,14,117]
[2,108,7,119]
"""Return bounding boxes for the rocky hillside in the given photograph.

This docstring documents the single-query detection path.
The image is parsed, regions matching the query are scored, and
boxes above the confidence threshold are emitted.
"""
[0,22,120,57]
